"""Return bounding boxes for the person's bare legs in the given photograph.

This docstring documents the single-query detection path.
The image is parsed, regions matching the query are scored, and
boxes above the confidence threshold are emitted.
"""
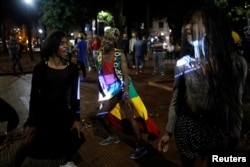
[123,100,147,159]
[123,102,141,144]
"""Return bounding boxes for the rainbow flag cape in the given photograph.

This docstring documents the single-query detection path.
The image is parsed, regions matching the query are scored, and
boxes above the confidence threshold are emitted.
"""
[108,79,161,141]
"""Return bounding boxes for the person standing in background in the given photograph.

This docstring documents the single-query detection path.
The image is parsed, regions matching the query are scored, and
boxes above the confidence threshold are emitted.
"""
[89,33,101,70]
[6,33,24,76]
[133,35,146,74]
[74,34,88,82]
[129,32,137,69]
[120,33,130,68]
[151,32,165,75]
[67,40,74,62]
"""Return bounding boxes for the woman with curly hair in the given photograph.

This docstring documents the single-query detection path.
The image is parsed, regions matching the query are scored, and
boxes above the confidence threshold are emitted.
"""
[14,31,84,167]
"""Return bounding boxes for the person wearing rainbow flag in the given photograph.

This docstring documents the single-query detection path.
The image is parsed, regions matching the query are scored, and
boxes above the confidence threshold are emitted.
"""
[96,28,160,160]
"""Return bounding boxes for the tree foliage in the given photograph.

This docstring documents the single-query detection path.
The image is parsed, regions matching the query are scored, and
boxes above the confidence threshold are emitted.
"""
[39,0,123,34]
[39,0,90,33]
[97,11,113,25]
[214,0,250,29]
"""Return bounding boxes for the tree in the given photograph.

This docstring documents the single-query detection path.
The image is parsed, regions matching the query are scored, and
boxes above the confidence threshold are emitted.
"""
[215,0,250,30]
[39,0,125,37]
[39,0,90,33]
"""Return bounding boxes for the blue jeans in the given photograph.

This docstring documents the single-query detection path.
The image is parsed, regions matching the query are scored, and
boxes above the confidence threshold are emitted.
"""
[152,51,165,73]
[135,55,145,71]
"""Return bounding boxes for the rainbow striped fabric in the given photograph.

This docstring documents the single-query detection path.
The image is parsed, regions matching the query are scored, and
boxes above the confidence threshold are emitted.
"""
[107,79,161,141]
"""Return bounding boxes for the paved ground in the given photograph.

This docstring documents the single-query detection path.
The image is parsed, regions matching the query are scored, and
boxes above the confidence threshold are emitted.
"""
[0,52,250,167]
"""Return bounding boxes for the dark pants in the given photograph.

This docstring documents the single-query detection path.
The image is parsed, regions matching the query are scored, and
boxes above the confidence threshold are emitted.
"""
[10,52,23,74]
[77,61,86,78]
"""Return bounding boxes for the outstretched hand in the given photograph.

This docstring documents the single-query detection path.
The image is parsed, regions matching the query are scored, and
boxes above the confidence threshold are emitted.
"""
[158,134,170,153]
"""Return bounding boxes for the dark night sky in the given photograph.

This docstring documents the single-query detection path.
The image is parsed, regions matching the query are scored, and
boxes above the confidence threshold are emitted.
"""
[1,0,39,22]
[0,0,213,33]
[1,0,188,23]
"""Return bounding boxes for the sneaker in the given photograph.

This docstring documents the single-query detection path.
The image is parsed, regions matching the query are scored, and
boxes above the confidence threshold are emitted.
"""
[99,136,120,145]
[160,72,165,76]
[130,147,148,159]
[60,161,77,167]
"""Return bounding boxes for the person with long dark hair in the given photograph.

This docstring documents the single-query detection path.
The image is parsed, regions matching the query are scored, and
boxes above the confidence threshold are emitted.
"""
[14,31,84,167]
[158,4,248,167]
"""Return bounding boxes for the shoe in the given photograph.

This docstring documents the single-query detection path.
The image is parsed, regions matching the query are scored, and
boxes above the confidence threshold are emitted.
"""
[88,67,91,71]
[99,136,120,145]
[130,147,148,159]
[135,71,139,75]
[60,161,77,167]
[139,70,143,73]
[160,72,165,76]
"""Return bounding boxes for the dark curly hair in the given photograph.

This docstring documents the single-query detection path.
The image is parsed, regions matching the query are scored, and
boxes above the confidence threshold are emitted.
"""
[41,30,67,61]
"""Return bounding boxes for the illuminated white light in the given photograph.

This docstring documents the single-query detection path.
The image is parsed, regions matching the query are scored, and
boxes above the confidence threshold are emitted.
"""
[77,77,80,100]
[38,29,43,34]
[104,26,111,32]
[189,35,206,60]
[176,56,194,67]
[175,56,201,79]
[24,0,32,5]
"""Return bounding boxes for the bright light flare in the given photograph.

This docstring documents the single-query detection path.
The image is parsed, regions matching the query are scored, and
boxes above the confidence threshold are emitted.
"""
[24,0,33,5]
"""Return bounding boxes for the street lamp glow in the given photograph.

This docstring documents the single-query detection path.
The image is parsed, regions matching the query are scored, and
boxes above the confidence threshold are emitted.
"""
[38,29,43,34]
[24,0,33,5]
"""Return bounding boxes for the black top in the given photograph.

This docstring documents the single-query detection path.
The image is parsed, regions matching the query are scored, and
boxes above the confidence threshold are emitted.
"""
[26,61,80,129]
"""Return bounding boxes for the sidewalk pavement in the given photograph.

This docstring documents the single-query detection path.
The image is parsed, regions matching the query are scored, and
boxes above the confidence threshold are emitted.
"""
[0,53,183,167]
